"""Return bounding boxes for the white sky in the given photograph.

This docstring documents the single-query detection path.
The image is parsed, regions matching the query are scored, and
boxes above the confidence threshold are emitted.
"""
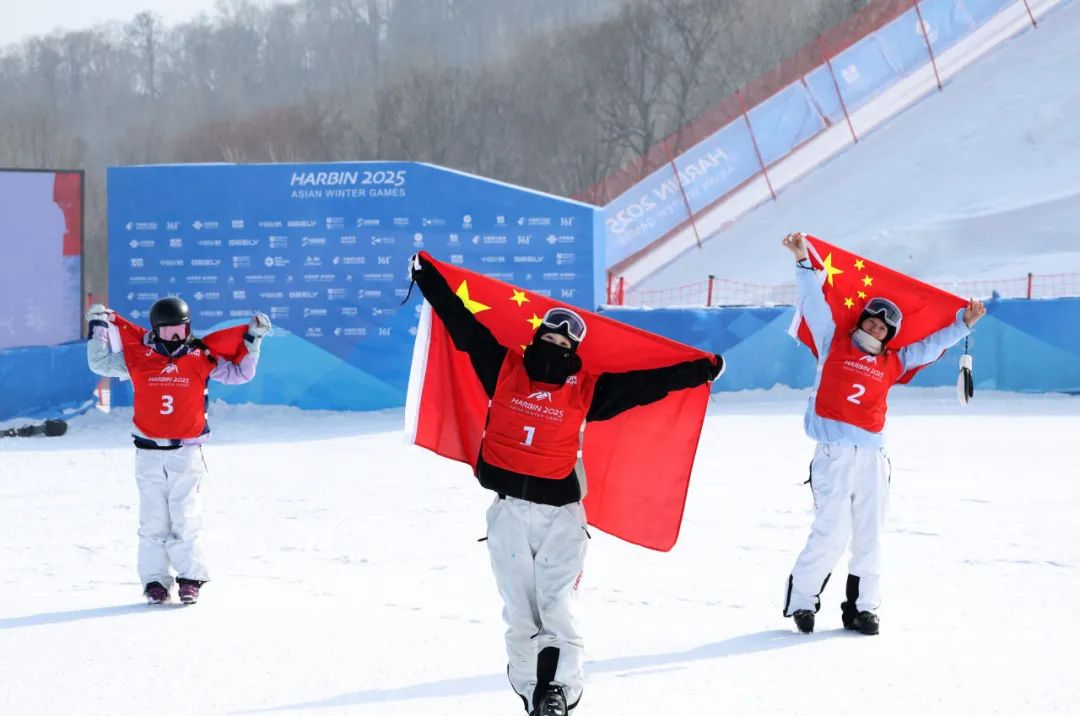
[0,0,276,47]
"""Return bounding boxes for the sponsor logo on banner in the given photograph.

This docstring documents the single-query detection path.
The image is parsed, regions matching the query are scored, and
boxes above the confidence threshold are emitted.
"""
[184,275,217,284]
[128,239,155,249]
[542,272,577,281]
[231,219,245,229]
[191,259,221,267]
[513,256,544,264]
[481,256,506,264]
[340,235,358,246]
[450,254,464,264]
[547,234,575,245]
[229,239,259,247]
[342,307,359,317]
[377,327,392,337]
[258,220,283,228]
[304,256,322,267]
[169,238,183,248]
[245,275,277,284]
[393,217,409,227]
[361,272,394,282]
[462,214,473,229]
[192,220,220,230]
[394,287,410,299]
[232,256,252,268]
[271,306,290,319]
[356,218,380,227]
[230,309,254,318]
[472,234,507,245]
[303,308,328,318]
[199,310,225,318]
[334,327,367,337]
[371,236,395,246]
[421,217,446,227]
[560,289,577,299]
[126,221,158,231]
[288,220,318,228]
[327,288,346,300]
[269,236,288,248]
[198,239,222,247]
[303,274,337,283]
[258,291,283,299]
[127,291,160,301]
[233,290,247,300]
[131,258,144,268]
[532,289,552,297]
[159,259,184,267]
[486,273,515,281]
[192,291,221,301]
[448,233,461,246]
[289,291,319,299]
[326,217,345,229]
[301,236,327,247]
[556,253,575,266]
[305,327,324,338]
[265,256,290,267]
[518,217,552,226]
[332,256,367,266]
[372,307,397,318]
[359,289,383,299]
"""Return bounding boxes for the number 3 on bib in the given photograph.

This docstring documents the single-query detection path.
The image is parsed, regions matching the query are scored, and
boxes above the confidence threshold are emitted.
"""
[847,383,866,405]
[160,395,175,415]
[521,425,536,446]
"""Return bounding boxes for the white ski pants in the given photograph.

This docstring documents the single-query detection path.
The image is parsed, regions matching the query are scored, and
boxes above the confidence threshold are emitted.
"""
[486,495,588,711]
[134,446,209,588]
[784,443,890,615]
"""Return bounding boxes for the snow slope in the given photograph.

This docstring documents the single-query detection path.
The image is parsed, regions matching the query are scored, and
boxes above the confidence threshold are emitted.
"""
[638,0,1080,290]
[2,390,1078,715]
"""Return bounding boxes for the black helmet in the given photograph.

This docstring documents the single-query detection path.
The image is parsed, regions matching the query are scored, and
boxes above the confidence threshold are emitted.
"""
[859,297,902,344]
[149,296,191,329]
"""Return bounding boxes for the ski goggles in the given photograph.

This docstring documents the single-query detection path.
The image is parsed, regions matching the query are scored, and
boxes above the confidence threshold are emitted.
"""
[862,297,902,331]
[541,307,587,344]
[156,324,190,341]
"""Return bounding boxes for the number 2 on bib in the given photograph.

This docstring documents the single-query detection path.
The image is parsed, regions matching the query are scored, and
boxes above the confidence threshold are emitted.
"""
[847,383,866,405]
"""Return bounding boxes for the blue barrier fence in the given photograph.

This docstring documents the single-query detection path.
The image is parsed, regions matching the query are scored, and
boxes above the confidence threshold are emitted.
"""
[602,0,1021,267]
[0,342,99,421]
[600,297,1080,394]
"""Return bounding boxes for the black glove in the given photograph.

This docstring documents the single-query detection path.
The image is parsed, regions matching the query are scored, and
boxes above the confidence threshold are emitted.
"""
[710,354,726,380]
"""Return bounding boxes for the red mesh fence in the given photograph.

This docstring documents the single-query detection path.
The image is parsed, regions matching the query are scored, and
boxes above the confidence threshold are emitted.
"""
[614,272,1080,307]
[575,0,915,206]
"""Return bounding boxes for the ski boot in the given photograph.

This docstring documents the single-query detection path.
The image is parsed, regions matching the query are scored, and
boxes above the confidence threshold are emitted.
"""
[177,578,203,605]
[842,602,879,635]
[144,581,170,605]
[532,684,568,716]
[792,609,815,634]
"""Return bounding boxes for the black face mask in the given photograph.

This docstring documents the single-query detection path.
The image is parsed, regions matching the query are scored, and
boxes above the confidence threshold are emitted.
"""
[523,339,581,384]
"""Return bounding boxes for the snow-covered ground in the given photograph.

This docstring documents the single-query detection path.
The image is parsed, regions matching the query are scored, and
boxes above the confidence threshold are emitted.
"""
[2,389,1078,715]
[638,0,1080,290]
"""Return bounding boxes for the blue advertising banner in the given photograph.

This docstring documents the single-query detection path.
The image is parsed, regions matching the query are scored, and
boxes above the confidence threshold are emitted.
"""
[108,162,597,410]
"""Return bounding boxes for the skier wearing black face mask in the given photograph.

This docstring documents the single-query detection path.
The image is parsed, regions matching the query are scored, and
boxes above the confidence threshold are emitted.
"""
[409,253,723,716]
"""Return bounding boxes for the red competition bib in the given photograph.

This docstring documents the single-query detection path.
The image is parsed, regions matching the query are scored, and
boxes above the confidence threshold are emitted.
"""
[124,345,216,439]
[481,353,597,479]
[814,338,906,433]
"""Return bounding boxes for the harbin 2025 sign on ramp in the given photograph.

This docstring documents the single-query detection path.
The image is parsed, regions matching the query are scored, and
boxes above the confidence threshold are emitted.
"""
[108,162,599,411]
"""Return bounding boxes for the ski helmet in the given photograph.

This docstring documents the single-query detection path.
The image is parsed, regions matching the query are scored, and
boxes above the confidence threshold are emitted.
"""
[859,297,902,344]
[149,296,191,334]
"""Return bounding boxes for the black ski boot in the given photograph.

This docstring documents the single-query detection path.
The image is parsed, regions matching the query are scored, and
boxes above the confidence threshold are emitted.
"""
[846,610,879,635]
[792,609,815,634]
[532,684,568,716]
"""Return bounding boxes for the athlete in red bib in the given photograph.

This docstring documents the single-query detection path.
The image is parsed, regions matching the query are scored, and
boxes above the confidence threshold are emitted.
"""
[779,233,985,636]
[409,254,722,716]
[87,297,269,605]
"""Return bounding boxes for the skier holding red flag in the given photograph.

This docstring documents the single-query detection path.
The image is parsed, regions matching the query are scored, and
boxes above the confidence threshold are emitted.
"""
[407,253,722,716]
[86,297,269,605]
[781,232,985,635]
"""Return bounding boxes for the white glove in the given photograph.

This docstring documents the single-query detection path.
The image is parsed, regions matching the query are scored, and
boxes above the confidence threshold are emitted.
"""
[86,303,113,324]
[248,312,271,338]
[408,253,422,281]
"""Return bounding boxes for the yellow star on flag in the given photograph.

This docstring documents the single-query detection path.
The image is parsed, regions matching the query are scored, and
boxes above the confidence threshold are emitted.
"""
[857,290,867,300]
[822,252,844,286]
[455,280,490,314]
[527,313,544,330]
[843,297,855,309]
[854,258,865,271]
[862,275,874,288]
[510,289,529,307]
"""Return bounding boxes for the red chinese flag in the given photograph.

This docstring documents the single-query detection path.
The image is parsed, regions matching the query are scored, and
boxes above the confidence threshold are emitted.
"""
[794,236,967,382]
[405,253,713,551]
[110,314,249,364]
